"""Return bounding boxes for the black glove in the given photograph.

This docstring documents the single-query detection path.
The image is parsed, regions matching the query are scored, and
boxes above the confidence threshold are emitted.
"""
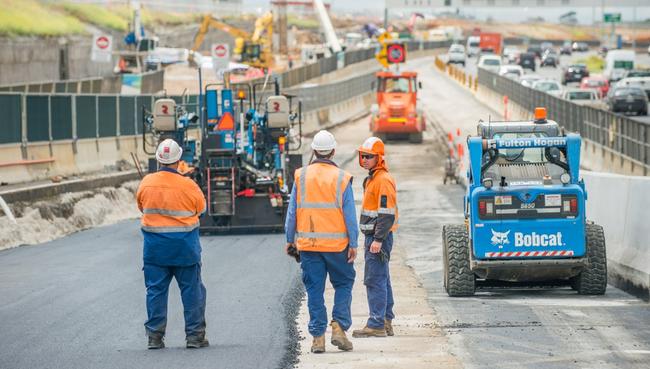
[287,244,301,263]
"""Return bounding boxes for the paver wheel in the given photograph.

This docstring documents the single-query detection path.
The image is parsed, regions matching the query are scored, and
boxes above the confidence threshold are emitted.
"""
[573,223,607,295]
[443,224,475,297]
[409,132,423,143]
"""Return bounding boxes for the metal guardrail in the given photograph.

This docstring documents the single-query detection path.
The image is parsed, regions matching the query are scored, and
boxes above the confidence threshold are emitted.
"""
[0,41,452,146]
[477,68,650,168]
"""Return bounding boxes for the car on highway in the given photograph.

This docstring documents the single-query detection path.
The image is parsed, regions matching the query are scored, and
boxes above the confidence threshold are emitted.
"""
[580,75,609,98]
[540,41,554,52]
[499,65,524,79]
[477,55,502,73]
[541,51,558,68]
[561,89,605,108]
[616,77,650,99]
[467,35,480,57]
[560,42,572,55]
[606,86,648,116]
[622,69,650,79]
[519,74,543,87]
[503,46,520,64]
[532,79,563,96]
[518,52,536,71]
[527,44,543,58]
[562,64,589,85]
[447,44,466,66]
[572,42,589,52]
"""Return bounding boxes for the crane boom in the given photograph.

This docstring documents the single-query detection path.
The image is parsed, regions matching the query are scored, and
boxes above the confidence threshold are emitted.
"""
[313,0,341,53]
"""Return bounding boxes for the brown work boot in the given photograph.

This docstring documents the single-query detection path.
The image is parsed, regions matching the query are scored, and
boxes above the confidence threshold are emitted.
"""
[186,332,210,349]
[330,321,353,351]
[385,319,394,336]
[352,325,387,338]
[311,335,325,353]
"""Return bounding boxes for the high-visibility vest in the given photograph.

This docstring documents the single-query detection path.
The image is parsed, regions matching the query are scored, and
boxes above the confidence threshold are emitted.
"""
[136,170,206,234]
[294,163,352,252]
[360,168,398,235]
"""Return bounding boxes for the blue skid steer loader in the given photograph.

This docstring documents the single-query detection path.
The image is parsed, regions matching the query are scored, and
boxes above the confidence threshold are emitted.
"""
[442,108,607,296]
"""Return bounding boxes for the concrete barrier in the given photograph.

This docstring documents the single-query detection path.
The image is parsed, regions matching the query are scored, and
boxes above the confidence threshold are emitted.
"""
[582,171,650,300]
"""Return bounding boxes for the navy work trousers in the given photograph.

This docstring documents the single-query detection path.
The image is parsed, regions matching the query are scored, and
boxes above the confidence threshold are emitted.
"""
[143,263,207,337]
[364,232,395,329]
[300,249,356,337]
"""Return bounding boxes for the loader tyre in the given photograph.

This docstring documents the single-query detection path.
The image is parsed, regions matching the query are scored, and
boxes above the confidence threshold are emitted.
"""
[443,224,475,296]
[573,223,607,295]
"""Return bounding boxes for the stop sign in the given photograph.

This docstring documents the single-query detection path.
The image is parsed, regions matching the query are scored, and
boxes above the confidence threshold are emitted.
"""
[96,36,110,49]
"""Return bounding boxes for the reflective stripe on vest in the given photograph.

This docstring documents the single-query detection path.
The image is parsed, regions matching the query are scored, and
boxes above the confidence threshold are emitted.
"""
[142,222,199,233]
[143,208,196,217]
[295,163,351,252]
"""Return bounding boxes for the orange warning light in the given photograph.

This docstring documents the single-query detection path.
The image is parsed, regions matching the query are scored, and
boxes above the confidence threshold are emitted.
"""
[534,107,547,121]
[237,90,246,100]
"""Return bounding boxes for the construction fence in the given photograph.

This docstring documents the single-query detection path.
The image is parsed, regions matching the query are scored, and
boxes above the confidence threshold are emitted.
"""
[477,68,650,168]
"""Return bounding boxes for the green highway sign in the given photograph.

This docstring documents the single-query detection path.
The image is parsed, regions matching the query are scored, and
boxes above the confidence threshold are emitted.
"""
[604,13,621,23]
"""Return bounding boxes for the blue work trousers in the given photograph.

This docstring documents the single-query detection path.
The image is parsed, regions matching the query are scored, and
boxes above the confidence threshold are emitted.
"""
[143,263,207,337]
[300,249,356,337]
[364,232,395,329]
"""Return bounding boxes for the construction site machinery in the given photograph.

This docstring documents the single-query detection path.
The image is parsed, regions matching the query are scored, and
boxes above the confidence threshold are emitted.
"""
[442,108,607,297]
[369,70,425,143]
[191,13,273,70]
[196,77,303,233]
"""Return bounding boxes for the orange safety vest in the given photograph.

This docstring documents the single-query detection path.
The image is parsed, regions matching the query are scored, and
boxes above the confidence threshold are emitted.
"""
[294,162,352,252]
[360,168,398,236]
[136,170,206,233]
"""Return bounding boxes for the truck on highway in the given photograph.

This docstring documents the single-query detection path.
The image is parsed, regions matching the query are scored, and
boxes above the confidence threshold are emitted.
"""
[369,71,425,143]
[479,32,503,56]
[442,107,607,296]
[604,50,635,82]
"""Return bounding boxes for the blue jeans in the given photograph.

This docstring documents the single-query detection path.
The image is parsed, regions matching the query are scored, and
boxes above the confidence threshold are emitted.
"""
[143,263,207,337]
[364,232,395,329]
[300,249,356,337]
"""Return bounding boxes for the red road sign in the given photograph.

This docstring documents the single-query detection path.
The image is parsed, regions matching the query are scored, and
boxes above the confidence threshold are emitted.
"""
[214,45,227,58]
[96,36,110,49]
[387,44,406,64]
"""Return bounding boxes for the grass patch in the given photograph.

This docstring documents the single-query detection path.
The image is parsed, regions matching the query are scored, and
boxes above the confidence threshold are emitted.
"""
[288,15,319,29]
[61,2,129,31]
[577,55,605,72]
[0,0,86,36]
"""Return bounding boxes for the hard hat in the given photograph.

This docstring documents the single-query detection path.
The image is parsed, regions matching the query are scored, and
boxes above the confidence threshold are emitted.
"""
[311,130,337,153]
[156,139,183,164]
[357,136,385,156]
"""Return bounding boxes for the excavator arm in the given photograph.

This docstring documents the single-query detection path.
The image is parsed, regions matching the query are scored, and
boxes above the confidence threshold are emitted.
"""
[192,15,252,53]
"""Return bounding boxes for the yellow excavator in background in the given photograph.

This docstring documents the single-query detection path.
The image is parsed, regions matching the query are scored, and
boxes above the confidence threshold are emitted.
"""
[191,12,273,70]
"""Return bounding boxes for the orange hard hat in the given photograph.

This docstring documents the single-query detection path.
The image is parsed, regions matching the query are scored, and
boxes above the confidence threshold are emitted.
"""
[357,137,385,156]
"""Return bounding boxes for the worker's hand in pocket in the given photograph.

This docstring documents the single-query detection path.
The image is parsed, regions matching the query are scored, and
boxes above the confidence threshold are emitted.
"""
[370,240,382,254]
[347,247,357,263]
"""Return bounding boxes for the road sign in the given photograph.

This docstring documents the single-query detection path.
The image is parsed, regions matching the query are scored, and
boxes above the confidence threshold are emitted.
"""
[604,13,621,23]
[91,34,113,63]
[387,43,406,64]
[375,32,393,68]
[211,43,230,76]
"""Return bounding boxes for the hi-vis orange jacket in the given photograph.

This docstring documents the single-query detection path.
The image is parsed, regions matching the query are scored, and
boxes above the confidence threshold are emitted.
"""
[136,167,206,266]
[360,167,398,241]
[294,162,353,252]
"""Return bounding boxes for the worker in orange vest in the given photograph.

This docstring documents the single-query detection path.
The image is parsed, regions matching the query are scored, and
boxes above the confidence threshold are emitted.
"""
[136,139,209,350]
[285,130,359,353]
[352,137,398,338]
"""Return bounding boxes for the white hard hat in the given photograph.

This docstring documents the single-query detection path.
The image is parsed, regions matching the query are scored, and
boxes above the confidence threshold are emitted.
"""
[311,130,337,153]
[156,139,183,164]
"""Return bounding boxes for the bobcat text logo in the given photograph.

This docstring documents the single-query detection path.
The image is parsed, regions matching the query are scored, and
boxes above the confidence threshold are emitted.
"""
[514,232,564,247]
[491,230,510,247]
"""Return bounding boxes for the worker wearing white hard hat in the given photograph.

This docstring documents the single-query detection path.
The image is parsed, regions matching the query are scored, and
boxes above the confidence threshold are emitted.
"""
[285,130,359,353]
[136,138,209,349]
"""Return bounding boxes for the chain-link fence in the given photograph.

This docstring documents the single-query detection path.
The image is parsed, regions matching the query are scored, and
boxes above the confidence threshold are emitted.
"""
[477,68,650,167]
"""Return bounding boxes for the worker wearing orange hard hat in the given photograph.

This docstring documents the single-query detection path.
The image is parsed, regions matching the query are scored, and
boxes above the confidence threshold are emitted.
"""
[352,137,399,338]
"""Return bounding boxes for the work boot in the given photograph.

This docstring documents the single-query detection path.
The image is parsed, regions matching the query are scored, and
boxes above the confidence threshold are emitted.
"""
[352,325,387,338]
[330,321,353,351]
[385,319,394,337]
[186,332,210,349]
[147,334,165,349]
[311,335,325,353]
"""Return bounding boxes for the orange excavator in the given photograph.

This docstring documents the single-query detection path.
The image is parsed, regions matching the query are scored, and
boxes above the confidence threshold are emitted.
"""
[370,70,424,143]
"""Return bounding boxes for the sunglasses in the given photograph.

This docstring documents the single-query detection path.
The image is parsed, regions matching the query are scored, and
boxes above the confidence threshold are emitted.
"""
[360,154,376,160]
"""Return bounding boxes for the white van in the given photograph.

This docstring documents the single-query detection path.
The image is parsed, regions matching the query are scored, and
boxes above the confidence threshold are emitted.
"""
[478,55,502,73]
[604,50,635,82]
[467,36,480,57]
